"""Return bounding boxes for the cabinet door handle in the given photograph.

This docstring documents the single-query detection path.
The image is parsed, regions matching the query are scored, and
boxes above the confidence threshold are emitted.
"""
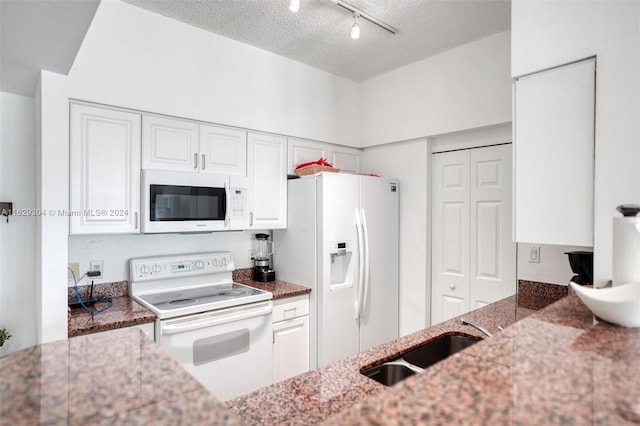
[449,283,456,290]
[202,154,205,170]
[134,212,139,230]
[194,153,198,169]
[249,212,254,227]
[284,307,297,319]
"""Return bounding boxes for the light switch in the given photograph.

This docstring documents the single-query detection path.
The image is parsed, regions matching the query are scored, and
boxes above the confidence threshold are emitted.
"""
[528,246,541,263]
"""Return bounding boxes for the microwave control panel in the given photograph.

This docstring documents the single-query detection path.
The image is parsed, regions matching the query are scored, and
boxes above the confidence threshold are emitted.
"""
[230,188,247,219]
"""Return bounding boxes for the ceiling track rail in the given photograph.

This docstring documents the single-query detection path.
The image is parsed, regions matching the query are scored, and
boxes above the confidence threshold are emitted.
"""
[331,0,399,35]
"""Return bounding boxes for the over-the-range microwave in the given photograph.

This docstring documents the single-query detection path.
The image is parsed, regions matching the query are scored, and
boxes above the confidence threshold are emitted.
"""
[141,169,249,233]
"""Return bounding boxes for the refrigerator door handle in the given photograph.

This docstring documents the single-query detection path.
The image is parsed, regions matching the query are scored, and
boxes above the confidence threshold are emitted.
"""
[360,209,371,319]
[355,209,365,321]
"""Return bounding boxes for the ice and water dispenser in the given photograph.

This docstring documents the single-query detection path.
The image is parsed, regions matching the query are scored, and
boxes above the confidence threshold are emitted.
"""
[330,241,354,286]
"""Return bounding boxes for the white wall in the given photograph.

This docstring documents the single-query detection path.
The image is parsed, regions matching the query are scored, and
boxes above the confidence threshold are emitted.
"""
[512,0,640,287]
[517,243,592,286]
[360,31,512,147]
[362,139,428,336]
[68,0,360,147]
[35,70,69,344]
[0,92,36,355]
[68,232,257,285]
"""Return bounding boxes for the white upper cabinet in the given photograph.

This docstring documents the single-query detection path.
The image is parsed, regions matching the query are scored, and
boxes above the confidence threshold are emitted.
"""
[70,103,141,234]
[287,138,328,175]
[514,58,595,247]
[328,145,362,174]
[248,132,287,229]
[143,115,247,176]
[142,115,199,172]
[287,137,362,175]
[199,124,247,176]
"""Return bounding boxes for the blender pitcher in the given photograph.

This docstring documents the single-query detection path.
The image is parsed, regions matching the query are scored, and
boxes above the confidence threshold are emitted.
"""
[252,233,275,282]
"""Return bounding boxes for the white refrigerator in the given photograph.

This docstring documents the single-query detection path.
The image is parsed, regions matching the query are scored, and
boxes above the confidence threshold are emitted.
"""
[274,172,399,369]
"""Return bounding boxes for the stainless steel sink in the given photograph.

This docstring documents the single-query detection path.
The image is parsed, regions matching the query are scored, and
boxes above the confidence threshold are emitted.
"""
[361,333,482,386]
[361,363,417,386]
[403,334,481,368]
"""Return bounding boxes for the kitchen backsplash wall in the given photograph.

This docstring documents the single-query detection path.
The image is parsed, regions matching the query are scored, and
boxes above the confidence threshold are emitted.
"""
[517,243,593,286]
[68,232,257,286]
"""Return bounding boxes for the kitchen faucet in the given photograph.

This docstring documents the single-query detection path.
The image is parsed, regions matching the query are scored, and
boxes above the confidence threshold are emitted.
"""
[460,318,499,338]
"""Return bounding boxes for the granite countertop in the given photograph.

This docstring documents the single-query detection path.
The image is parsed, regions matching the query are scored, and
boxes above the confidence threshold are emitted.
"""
[67,281,156,337]
[67,274,311,337]
[233,268,312,300]
[228,286,640,425]
[13,280,639,425]
[0,328,241,425]
[68,296,157,337]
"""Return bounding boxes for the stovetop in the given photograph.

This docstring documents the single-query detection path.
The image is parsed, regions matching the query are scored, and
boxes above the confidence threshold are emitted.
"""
[129,252,272,319]
[134,282,272,319]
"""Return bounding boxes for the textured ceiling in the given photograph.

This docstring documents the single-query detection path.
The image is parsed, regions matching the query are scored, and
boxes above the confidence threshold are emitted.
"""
[122,0,511,82]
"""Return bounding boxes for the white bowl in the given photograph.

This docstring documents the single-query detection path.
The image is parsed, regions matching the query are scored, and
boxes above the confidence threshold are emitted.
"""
[570,281,640,328]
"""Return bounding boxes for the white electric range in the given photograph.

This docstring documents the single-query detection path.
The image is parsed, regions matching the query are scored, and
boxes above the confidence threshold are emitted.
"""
[129,251,273,401]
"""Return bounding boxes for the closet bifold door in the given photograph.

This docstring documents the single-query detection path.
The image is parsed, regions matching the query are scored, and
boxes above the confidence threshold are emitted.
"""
[431,149,470,325]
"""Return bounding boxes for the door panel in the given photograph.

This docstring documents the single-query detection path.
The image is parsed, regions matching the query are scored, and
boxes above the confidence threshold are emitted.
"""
[142,115,199,172]
[317,173,360,366]
[359,176,399,352]
[470,144,516,307]
[431,150,470,324]
[199,124,247,176]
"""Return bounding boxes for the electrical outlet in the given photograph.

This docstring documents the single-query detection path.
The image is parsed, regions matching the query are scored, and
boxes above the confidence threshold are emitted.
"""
[528,246,541,263]
[68,263,80,280]
[89,260,103,278]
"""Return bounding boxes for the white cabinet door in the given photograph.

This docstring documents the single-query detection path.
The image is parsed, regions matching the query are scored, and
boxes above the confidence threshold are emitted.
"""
[287,138,328,174]
[70,104,141,234]
[142,115,199,172]
[328,145,362,174]
[272,315,310,383]
[247,132,287,229]
[514,58,595,246]
[431,145,516,324]
[199,124,247,176]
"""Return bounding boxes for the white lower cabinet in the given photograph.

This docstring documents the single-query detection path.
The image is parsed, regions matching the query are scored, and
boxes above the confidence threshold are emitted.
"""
[272,295,310,383]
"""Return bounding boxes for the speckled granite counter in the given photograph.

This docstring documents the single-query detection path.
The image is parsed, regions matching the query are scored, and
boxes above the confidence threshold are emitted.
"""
[68,296,157,337]
[0,328,241,425]
[233,268,312,300]
[67,281,156,337]
[229,288,640,425]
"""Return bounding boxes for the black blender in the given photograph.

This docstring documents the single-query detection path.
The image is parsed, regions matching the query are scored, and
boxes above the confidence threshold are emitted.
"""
[252,233,276,282]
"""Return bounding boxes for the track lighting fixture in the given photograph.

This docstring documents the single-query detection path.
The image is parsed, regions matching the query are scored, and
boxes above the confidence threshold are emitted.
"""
[350,13,360,39]
[289,0,300,13]
[331,0,398,37]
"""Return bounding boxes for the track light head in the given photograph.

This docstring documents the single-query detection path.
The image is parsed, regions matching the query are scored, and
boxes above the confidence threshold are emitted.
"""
[351,13,360,39]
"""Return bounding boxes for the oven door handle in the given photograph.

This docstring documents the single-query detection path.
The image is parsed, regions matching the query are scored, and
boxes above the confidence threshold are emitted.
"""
[160,302,272,335]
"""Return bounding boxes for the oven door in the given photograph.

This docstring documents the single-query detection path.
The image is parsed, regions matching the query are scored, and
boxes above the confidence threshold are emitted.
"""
[142,170,230,233]
[157,301,273,401]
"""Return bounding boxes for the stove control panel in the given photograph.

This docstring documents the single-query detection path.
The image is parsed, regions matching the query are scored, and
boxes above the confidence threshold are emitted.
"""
[130,252,235,281]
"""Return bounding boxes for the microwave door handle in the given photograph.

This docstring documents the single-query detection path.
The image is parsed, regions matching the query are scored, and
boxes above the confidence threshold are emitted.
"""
[224,182,230,228]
